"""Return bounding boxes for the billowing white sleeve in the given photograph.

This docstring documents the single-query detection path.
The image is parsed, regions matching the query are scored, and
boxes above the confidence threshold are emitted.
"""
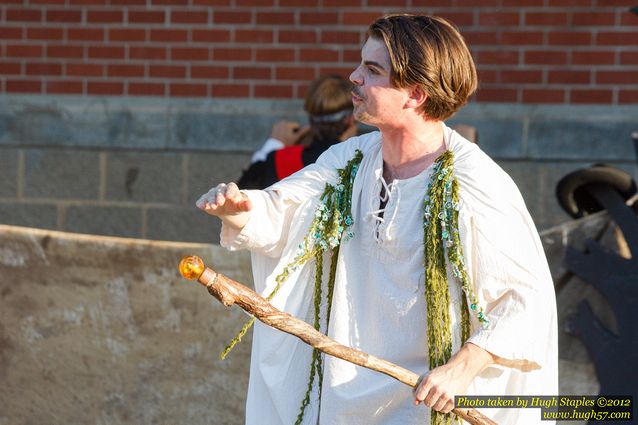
[458,157,557,371]
[221,134,373,259]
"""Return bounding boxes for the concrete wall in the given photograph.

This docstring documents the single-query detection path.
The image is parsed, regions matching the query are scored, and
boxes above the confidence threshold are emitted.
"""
[1,95,637,240]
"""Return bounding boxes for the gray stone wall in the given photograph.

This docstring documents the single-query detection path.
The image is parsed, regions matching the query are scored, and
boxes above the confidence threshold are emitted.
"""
[1,95,637,241]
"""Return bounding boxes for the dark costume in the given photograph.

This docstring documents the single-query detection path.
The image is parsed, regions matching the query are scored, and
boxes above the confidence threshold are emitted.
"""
[238,138,341,189]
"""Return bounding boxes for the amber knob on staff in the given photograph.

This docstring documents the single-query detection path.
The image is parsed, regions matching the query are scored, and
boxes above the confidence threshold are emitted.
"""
[179,255,205,280]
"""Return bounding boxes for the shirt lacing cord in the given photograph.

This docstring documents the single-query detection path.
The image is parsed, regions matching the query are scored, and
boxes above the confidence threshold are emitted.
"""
[366,174,401,243]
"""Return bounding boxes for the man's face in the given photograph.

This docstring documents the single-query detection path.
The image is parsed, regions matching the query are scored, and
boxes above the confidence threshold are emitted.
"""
[349,37,410,128]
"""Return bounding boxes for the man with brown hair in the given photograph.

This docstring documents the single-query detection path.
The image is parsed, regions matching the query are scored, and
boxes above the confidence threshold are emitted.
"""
[238,75,358,189]
[198,14,557,425]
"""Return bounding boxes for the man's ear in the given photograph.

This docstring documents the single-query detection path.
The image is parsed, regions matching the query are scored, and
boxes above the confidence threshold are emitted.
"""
[405,85,428,110]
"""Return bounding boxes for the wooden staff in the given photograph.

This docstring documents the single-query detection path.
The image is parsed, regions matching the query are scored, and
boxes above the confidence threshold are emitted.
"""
[179,255,497,425]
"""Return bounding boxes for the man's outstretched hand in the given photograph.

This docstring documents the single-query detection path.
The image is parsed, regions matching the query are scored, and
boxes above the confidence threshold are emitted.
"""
[196,182,253,230]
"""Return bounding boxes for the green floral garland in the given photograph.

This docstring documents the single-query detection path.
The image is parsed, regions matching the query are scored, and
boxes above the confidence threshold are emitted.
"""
[221,148,488,425]
[424,151,488,425]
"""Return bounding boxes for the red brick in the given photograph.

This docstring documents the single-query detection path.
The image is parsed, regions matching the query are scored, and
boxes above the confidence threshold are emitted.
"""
[594,0,633,4]
[597,71,638,84]
[572,12,615,26]
[129,46,167,60]
[151,0,189,4]
[367,0,407,5]
[437,12,474,27]
[170,83,208,97]
[27,27,64,40]
[342,48,360,63]
[257,12,295,25]
[150,29,188,43]
[237,0,273,5]
[321,31,361,45]
[547,0,592,5]
[477,69,498,84]
[149,65,186,78]
[211,83,248,97]
[502,0,543,5]
[525,12,568,26]
[67,28,104,41]
[548,32,592,46]
[343,12,380,26]
[192,29,231,43]
[300,48,339,63]
[501,31,544,45]
[46,9,82,22]
[213,11,251,24]
[456,0,499,5]
[478,12,520,26]
[108,64,145,77]
[6,9,42,22]
[0,62,21,74]
[548,70,590,84]
[47,80,83,94]
[128,82,165,96]
[501,70,543,84]
[128,10,165,24]
[88,81,124,95]
[191,65,228,79]
[524,51,568,65]
[6,45,43,58]
[522,89,565,103]
[597,32,638,46]
[255,84,294,98]
[412,0,455,5]
[88,46,125,59]
[463,31,500,46]
[109,28,146,42]
[475,87,518,102]
[171,47,209,61]
[620,51,638,65]
[30,0,65,3]
[233,66,271,80]
[572,51,615,65]
[324,0,360,5]
[619,90,638,103]
[193,0,230,4]
[279,30,316,44]
[7,80,42,93]
[478,50,519,65]
[317,66,354,79]
[300,12,339,25]
[212,48,252,61]
[26,62,62,76]
[47,44,84,59]
[279,0,318,5]
[0,26,23,39]
[620,12,638,26]
[276,67,315,81]
[111,0,145,4]
[67,63,103,76]
[571,89,613,104]
[256,48,296,62]
[69,0,107,3]
[171,10,209,24]
[235,29,273,43]
[87,10,124,23]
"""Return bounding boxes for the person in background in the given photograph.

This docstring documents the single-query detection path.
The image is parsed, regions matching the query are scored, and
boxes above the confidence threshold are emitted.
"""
[238,75,358,189]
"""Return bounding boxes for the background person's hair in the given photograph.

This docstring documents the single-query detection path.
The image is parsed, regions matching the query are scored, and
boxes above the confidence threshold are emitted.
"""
[304,75,354,142]
[368,14,477,121]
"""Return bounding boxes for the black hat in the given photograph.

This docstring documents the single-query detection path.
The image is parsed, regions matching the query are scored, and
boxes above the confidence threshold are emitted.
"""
[555,164,637,218]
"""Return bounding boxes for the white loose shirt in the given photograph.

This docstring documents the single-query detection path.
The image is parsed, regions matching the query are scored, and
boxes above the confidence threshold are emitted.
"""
[221,124,558,424]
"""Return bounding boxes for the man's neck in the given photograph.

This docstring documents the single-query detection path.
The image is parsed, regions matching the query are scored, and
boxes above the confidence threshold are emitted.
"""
[380,119,446,180]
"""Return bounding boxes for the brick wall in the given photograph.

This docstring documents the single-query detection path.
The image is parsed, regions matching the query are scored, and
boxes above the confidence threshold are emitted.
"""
[1,0,637,104]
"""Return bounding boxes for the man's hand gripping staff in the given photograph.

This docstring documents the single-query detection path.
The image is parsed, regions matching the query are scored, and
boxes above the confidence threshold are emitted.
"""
[178,255,497,425]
